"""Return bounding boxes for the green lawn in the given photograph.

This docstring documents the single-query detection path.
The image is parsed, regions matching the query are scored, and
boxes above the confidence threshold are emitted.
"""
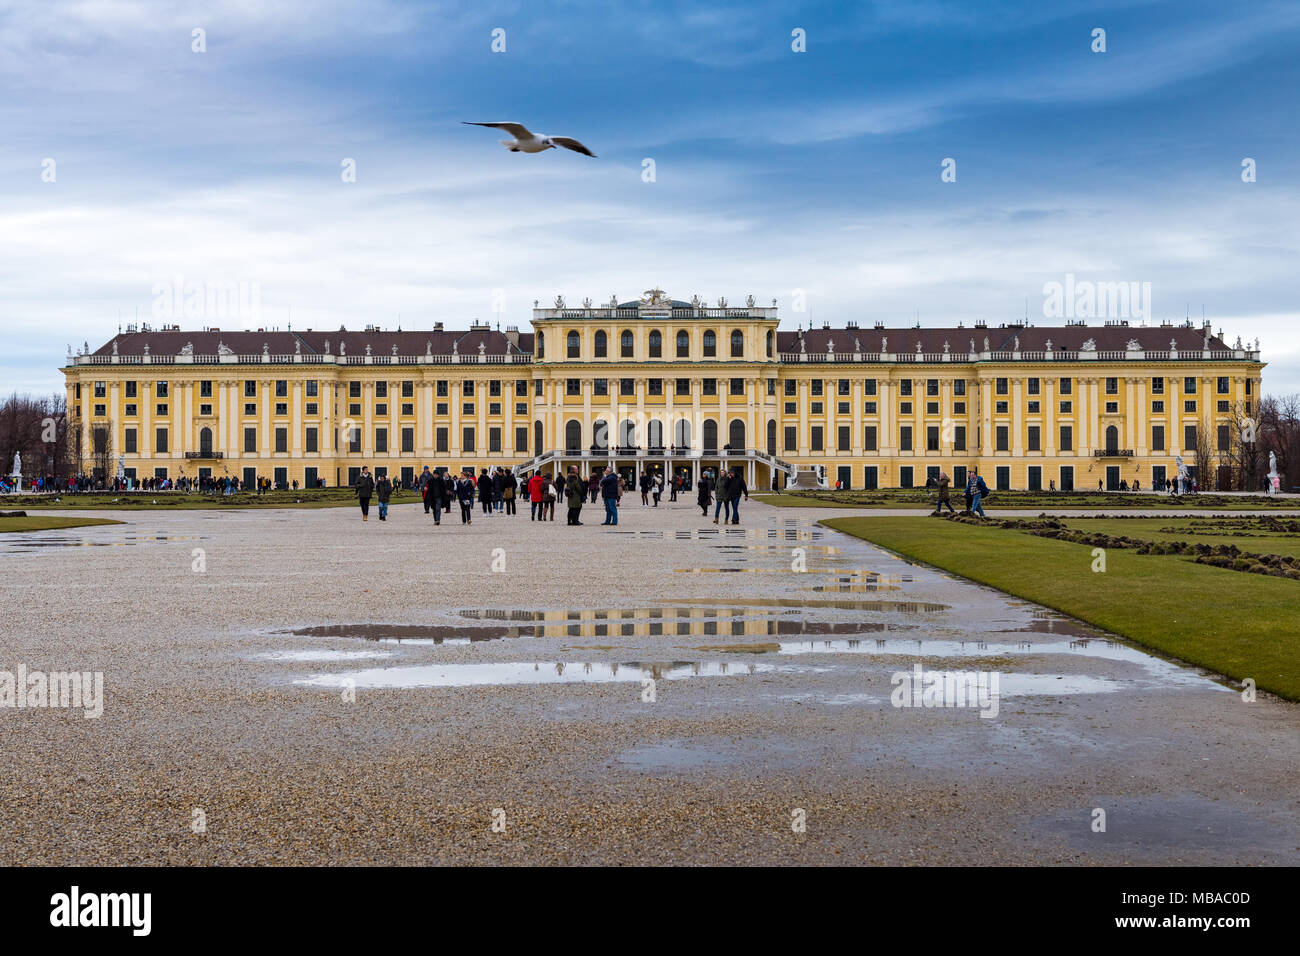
[0,515,123,533]
[0,488,419,511]
[1061,517,1300,560]
[824,515,1300,701]
[756,489,1299,511]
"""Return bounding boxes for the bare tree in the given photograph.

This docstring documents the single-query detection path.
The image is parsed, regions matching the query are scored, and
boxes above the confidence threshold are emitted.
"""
[1220,400,1262,491]
[91,419,115,481]
[1191,422,1214,490]
[1259,394,1300,492]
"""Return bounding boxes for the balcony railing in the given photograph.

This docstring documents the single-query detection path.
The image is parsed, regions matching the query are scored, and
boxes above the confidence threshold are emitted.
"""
[184,451,224,459]
[1093,449,1135,457]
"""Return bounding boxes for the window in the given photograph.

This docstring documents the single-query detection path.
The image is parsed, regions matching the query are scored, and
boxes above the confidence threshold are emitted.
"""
[1151,377,1164,394]
[1027,401,1040,414]
[306,428,318,453]
[1184,377,1197,394]
[899,426,912,451]
[785,380,797,396]
[245,403,258,416]
[1184,424,1197,450]
[995,378,1008,395]
[349,381,361,398]
[566,379,581,396]
[462,381,474,396]
[1216,377,1229,395]
[489,428,501,453]
[900,467,914,489]
[1217,400,1229,413]
[926,379,939,396]
[1152,400,1165,413]
[567,330,580,358]
[864,425,877,451]
[245,381,257,398]
[1027,377,1040,395]
[648,379,663,396]
[838,379,851,396]
[199,404,211,416]
[463,427,475,452]
[462,402,474,415]
[784,426,797,452]
[156,403,168,416]
[953,402,965,414]
[436,403,448,415]
[275,380,288,397]
[516,403,527,415]
[1105,402,1118,414]
[402,403,414,416]
[996,426,1008,451]
[1105,377,1118,394]
[93,404,106,416]
[594,330,607,357]
[515,426,528,453]
[838,425,850,452]
[702,379,717,396]
[899,380,912,397]
[125,381,137,398]
[436,380,448,397]
[620,330,634,358]
[436,428,448,453]
[954,426,966,452]
[675,379,690,396]
[593,378,608,396]
[620,378,634,396]
[489,380,501,397]
[649,330,662,358]
[810,426,823,451]
[730,378,744,396]
[374,381,387,399]
[375,404,387,416]
[402,381,413,398]
[864,379,877,396]
[703,330,717,357]
[676,330,689,357]
[926,426,939,451]
[995,402,1007,414]
[1028,466,1042,492]
[899,402,911,415]
[374,428,390,453]
[125,404,138,417]
[515,380,528,396]
[1151,425,1165,451]
[864,402,877,414]
[275,427,288,453]
[785,402,796,415]
[1028,425,1040,452]
[842,402,854,415]
[953,380,965,396]
[730,330,744,357]
[1060,425,1073,451]
[124,429,137,453]
[244,427,257,452]
[1059,378,1072,395]
[1059,401,1072,414]
[536,331,544,359]
[535,380,544,396]
[488,403,500,415]
[1184,400,1196,413]
[811,402,824,415]
[275,402,288,416]
[156,381,169,398]
[348,427,361,453]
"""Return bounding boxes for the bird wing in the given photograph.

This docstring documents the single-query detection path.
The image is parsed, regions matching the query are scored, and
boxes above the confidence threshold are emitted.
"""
[462,121,534,139]
[551,136,597,157]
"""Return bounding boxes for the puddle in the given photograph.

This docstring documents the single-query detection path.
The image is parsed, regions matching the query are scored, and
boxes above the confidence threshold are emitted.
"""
[0,533,205,553]
[256,649,396,662]
[676,598,949,613]
[292,659,774,689]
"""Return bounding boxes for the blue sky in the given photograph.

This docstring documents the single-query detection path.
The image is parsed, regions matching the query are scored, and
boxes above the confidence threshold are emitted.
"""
[2,0,1298,394]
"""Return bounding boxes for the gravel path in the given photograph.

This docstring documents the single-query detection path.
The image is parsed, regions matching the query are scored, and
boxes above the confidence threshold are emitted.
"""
[1,497,1296,865]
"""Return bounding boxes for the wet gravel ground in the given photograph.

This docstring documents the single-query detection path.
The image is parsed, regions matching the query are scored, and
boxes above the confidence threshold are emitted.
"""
[1,499,1297,865]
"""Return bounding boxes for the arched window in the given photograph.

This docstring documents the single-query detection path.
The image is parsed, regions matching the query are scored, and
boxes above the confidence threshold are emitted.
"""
[674,418,692,449]
[730,329,744,357]
[536,331,544,359]
[702,419,718,452]
[648,330,662,358]
[766,419,776,455]
[199,427,213,456]
[593,419,609,450]
[619,419,637,449]
[620,330,634,358]
[566,330,580,358]
[703,330,717,357]
[729,419,746,449]
[676,330,690,357]
[1106,424,1119,453]
[647,420,663,449]
[534,420,543,455]
[766,329,774,358]
[565,419,582,451]
[594,329,607,358]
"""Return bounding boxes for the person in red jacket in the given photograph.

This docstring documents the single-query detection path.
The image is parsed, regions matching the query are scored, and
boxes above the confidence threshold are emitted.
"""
[528,471,546,521]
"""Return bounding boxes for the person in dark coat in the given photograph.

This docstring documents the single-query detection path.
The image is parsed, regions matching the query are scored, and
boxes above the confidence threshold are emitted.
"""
[375,474,392,521]
[354,466,375,522]
[564,465,585,525]
[477,468,492,515]
[697,472,713,517]
[456,470,476,524]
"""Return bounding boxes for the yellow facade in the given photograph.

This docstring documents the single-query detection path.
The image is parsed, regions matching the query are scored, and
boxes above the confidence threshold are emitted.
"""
[62,291,1264,491]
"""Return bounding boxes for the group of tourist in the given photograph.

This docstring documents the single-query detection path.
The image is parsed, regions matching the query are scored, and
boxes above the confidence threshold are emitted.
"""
[929,468,992,519]
[352,464,750,527]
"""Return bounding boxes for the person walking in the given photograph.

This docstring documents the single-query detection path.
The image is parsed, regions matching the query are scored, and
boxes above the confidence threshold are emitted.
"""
[669,473,679,502]
[456,470,476,524]
[599,465,622,525]
[502,468,517,516]
[354,466,375,522]
[698,470,713,517]
[639,471,651,506]
[588,470,600,504]
[713,469,731,524]
[375,474,392,521]
[967,469,989,519]
[729,468,748,524]
[492,467,505,513]
[419,465,435,515]
[565,465,585,525]
[934,470,955,514]
[652,472,663,507]
[528,470,546,520]
[477,468,492,516]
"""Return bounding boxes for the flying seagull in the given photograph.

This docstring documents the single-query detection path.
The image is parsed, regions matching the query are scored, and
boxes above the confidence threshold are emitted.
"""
[462,121,596,157]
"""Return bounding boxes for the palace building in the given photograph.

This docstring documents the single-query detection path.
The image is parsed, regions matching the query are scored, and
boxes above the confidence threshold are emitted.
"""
[61,289,1265,492]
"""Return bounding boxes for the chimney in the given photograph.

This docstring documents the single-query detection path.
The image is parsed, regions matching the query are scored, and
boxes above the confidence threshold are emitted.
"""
[504,325,520,348]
